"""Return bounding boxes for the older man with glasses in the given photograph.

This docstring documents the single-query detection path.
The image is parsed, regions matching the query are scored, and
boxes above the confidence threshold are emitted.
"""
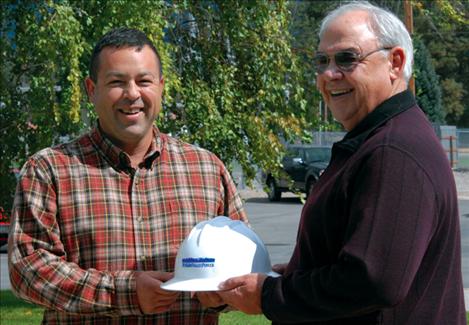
[211,1,466,324]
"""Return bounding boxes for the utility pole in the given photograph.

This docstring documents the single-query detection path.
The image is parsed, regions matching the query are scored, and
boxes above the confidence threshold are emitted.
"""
[403,0,415,94]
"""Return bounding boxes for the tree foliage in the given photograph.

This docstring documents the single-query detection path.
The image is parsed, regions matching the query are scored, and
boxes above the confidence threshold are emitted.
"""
[413,0,469,126]
[1,0,468,215]
[413,38,443,123]
[0,0,313,213]
[441,78,465,125]
[288,0,339,131]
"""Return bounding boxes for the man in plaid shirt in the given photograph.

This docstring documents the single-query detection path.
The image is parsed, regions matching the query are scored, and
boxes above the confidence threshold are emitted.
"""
[8,27,247,324]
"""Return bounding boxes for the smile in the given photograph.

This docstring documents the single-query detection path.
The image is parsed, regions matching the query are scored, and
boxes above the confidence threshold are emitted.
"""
[119,109,142,115]
[330,89,353,97]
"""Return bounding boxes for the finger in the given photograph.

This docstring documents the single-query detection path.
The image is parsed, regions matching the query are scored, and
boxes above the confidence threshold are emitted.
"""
[153,304,174,314]
[272,263,287,274]
[217,289,239,307]
[156,287,180,295]
[156,292,180,303]
[218,276,245,290]
[148,271,174,282]
[197,292,224,306]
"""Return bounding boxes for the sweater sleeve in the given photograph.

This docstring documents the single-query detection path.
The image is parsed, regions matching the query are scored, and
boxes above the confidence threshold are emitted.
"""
[262,145,439,322]
[8,157,142,316]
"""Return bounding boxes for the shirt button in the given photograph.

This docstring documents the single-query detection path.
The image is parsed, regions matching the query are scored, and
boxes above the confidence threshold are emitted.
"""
[137,216,143,223]
[140,255,146,261]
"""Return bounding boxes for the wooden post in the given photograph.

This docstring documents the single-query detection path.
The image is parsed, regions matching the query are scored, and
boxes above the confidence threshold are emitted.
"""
[403,0,415,95]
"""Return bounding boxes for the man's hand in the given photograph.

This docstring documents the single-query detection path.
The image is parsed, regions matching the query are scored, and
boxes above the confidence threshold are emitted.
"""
[217,273,267,315]
[272,263,288,275]
[193,291,225,308]
[135,271,180,314]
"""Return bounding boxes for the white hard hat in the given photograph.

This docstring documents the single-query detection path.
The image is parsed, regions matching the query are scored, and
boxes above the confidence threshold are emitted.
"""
[161,216,279,291]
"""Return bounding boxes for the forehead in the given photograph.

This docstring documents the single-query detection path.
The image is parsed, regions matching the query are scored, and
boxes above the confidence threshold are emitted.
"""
[97,45,159,76]
[319,10,378,52]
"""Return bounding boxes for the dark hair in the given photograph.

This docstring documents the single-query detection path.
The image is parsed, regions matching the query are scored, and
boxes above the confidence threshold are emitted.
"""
[89,27,163,82]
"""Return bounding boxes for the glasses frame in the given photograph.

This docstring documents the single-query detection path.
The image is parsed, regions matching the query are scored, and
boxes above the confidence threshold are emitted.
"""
[313,47,393,74]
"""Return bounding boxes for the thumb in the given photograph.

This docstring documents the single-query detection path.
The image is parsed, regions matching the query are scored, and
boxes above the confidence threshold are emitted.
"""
[272,263,287,274]
[218,276,244,290]
[148,271,174,282]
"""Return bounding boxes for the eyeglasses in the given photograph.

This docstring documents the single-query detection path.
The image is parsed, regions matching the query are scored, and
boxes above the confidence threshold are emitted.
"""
[313,47,393,74]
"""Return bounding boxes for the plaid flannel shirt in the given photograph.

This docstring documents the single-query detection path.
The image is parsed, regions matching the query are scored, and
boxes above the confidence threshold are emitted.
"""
[9,125,247,324]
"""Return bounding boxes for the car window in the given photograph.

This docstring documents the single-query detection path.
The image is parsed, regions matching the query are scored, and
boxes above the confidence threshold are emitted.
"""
[304,147,331,162]
[285,148,299,158]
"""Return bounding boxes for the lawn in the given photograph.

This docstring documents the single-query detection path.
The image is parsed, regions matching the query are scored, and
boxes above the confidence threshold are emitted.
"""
[1,290,467,324]
[0,290,270,325]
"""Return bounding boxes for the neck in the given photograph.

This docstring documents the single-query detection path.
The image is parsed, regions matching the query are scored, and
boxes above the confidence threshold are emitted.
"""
[391,78,408,97]
[121,135,153,168]
[125,145,150,169]
[103,132,153,169]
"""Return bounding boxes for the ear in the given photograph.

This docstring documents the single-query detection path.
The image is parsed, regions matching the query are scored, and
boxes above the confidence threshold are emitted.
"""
[389,47,406,81]
[157,76,165,97]
[84,77,96,102]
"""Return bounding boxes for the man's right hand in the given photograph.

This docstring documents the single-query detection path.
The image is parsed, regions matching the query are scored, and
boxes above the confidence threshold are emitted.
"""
[135,271,180,314]
[272,263,288,275]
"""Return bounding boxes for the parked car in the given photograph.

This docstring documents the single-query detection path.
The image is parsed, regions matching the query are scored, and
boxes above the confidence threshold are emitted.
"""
[0,207,10,247]
[264,145,332,201]
[0,168,19,247]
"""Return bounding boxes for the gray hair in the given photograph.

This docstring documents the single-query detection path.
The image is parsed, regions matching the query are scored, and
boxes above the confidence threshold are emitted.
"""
[319,1,413,82]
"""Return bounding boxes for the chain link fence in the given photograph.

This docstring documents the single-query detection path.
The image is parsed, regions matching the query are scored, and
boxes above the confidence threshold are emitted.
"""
[457,129,469,169]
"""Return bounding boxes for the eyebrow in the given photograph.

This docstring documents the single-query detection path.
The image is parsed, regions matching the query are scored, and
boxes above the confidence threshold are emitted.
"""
[316,47,359,54]
[104,70,158,79]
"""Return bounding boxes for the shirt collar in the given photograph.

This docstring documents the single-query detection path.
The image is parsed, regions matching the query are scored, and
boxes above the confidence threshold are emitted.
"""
[335,90,416,152]
[90,122,162,171]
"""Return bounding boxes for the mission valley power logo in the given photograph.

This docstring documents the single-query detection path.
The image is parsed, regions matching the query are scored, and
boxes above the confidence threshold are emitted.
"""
[182,257,215,268]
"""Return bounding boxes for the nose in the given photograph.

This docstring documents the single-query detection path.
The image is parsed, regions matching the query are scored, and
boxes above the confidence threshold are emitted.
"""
[125,81,140,100]
[319,63,343,81]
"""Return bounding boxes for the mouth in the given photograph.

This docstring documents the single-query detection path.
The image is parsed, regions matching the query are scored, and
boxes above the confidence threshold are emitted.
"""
[118,108,143,116]
[330,89,353,97]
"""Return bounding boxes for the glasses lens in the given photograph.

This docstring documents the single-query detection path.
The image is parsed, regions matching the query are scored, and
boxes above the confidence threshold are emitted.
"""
[313,54,329,73]
[335,51,359,71]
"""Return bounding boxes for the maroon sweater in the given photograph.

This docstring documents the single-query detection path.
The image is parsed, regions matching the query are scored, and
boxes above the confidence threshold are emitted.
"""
[262,90,465,324]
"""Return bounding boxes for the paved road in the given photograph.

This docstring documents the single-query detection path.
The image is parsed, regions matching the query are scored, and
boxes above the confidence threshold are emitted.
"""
[2,197,468,310]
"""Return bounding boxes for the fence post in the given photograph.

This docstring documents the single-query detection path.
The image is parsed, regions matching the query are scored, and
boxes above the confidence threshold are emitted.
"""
[450,136,454,168]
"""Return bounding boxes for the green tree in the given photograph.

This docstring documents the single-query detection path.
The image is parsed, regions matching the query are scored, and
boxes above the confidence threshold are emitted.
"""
[413,0,469,126]
[441,78,465,125]
[0,0,312,215]
[288,0,340,131]
[413,37,444,123]
[161,1,311,181]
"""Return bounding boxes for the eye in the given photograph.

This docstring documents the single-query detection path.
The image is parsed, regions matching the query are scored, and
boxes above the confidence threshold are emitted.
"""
[139,79,154,86]
[313,54,328,66]
[108,80,124,86]
[335,51,359,65]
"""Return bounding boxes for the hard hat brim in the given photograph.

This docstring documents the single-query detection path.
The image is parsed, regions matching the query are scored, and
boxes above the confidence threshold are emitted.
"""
[161,271,280,292]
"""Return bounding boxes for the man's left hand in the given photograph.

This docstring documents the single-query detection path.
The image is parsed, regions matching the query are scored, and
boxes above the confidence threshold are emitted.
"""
[217,273,267,315]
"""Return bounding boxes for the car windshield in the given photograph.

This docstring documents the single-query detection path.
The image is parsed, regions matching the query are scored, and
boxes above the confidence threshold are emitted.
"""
[304,147,331,162]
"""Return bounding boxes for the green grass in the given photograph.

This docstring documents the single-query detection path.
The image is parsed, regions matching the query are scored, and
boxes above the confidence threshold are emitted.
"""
[220,311,270,324]
[0,290,269,325]
[1,290,467,324]
[0,290,44,325]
